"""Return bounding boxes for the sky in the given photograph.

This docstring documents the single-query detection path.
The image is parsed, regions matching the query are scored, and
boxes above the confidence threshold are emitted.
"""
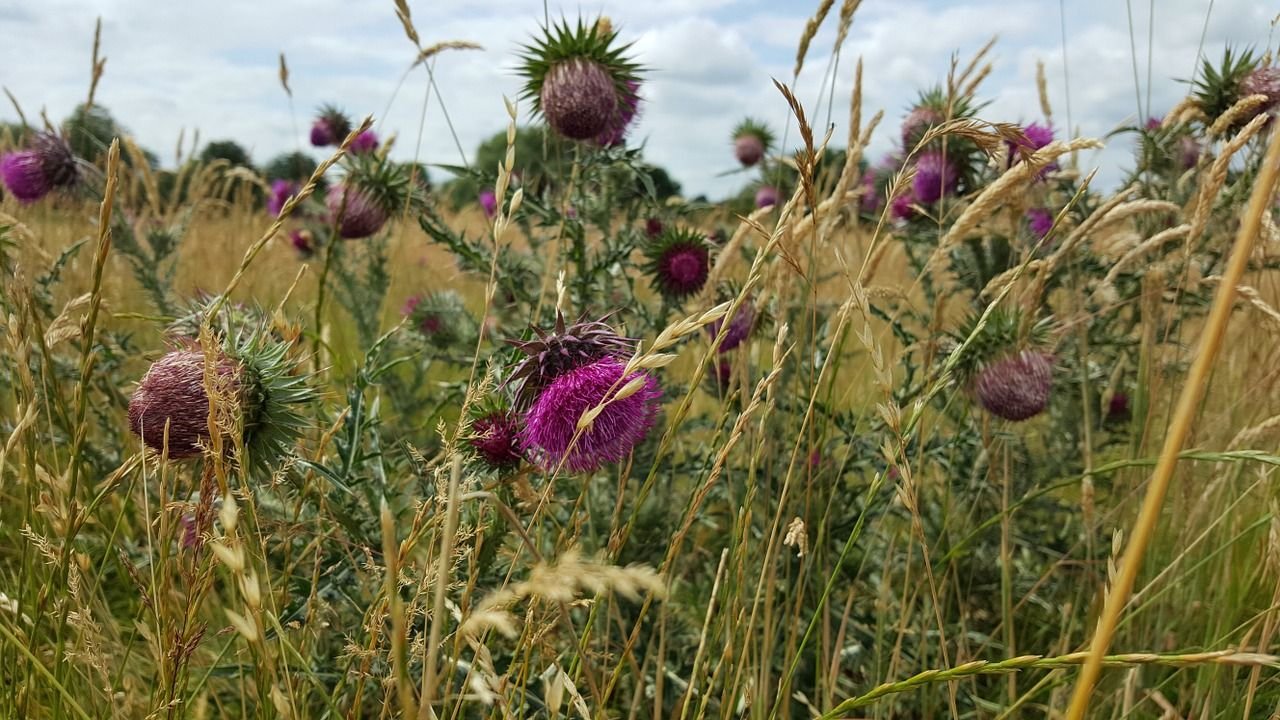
[0,0,1276,199]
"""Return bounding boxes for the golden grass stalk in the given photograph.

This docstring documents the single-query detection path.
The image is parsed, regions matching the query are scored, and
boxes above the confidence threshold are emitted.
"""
[1063,115,1280,720]
[794,0,835,78]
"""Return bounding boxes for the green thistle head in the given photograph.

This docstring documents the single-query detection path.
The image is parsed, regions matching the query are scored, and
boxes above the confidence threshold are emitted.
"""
[518,17,642,141]
[463,396,524,473]
[1191,47,1260,126]
[402,290,471,349]
[948,308,1053,382]
[643,227,712,300]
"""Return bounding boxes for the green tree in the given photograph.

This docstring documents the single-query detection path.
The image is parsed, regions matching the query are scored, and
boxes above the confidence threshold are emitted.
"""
[264,151,317,182]
[199,140,253,169]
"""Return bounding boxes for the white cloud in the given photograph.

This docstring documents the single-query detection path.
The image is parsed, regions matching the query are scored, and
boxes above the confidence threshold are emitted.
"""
[0,0,1274,198]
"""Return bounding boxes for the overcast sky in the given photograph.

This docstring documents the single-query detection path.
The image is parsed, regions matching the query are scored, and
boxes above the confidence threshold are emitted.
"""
[0,0,1275,199]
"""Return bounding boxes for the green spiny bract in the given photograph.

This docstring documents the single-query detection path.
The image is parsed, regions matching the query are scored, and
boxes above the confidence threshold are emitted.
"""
[518,17,641,141]
[732,118,774,168]
[1190,47,1260,127]
[328,154,421,239]
[402,290,471,349]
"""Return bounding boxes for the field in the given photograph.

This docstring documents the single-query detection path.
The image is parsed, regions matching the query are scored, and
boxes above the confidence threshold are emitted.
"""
[2,2,1280,718]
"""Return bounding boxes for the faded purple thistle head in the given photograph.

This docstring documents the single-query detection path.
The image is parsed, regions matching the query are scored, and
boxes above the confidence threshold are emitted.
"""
[707,303,755,353]
[645,217,664,238]
[858,170,883,215]
[1026,207,1054,240]
[1144,116,1163,131]
[521,357,661,473]
[288,229,314,257]
[974,350,1054,422]
[1008,122,1058,175]
[0,132,78,203]
[755,185,780,209]
[351,129,379,155]
[901,105,944,150]
[891,193,915,221]
[478,188,497,218]
[267,179,298,216]
[542,58,619,141]
[310,107,352,147]
[708,359,733,393]
[507,314,638,411]
[1107,390,1131,422]
[912,151,958,204]
[594,80,641,147]
[326,183,388,239]
[469,409,524,471]
[1178,137,1201,169]
[1241,66,1280,117]
[128,350,246,459]
[735,134,765,168]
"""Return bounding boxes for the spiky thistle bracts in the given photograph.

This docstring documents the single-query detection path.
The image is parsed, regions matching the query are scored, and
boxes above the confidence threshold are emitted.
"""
[1191,47,1262,127]
[326,156,417,239]
[519,18,641,142]
[0,132,79,203]
[506,313,638,411]
[310,105,353,147]
[520,357,660,473]
[644,227,711,300]
[401,291,469,348]
[464,400,524,472]
[732,118,774,168]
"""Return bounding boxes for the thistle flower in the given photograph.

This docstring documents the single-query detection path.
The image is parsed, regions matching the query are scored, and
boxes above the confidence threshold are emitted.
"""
[267,179,298,216]
[0,132,79,203]
[521,357,660,473]
[901,105,944,151]
[1177,137,1201,169]
[645,227,711,300]
[707,358,733,394]
[755,185,780,209]
[465,402,524,472]
[129,323,314,470]
[520,19,641,142]
[310,105,352,147]
[1026,207,1054,240]
[891,193,915,221]
[858,170,883,215]
[644,217,664,238]
[326,183,387,239]
[1240,66,1280,116]
[1191,47,1261,126]
[974,350,1055,422]
[351,129,379,155]
[594,80,642,147]
[288,229,315,258]
[1106,390,1131,423]
[1008,122,1057,176]
[732,118,773,168]
[479,188,497,218]
[401,291,468,348]
[912,151,958,204]
[507,313,638,410]
[707,303,754,353]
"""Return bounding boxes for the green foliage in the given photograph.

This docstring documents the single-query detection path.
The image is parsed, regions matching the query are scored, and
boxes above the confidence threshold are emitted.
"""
[263,150,317,182]
[199,139,254,169]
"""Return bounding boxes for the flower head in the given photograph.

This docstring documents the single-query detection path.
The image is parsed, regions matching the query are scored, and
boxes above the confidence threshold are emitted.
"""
[520,357,660,473]
[645,227,711,300]
[858,170,883,216]
[466,401,524,471]
[732,118,773,168]
[707,303,755,353]
[128,350,246,459]
[478,188,498,218]
[1107,390,1131,422]
[755,185,780,209]
[288,229,315,257]
[507,313,638,410]
[1008,122,1057,176]
[890,193,915,221]
[1241,66,1280,117]
[401,291,468,348]
[267,179,298,216]
[0,132,79,203]
[974,350,1054,422]
[520,19,641,142]
[644,217,664,238]
[351,129,379,155]
[594,80,642,147]
[912,151,958,204]
[310,105,352,147]
[1026,207,1054,240]
[326,183,388,239]
[901,105,944,151]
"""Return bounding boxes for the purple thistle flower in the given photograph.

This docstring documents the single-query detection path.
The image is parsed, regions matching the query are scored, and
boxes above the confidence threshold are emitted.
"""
[288,229,314,257]
[1177,137,1201,169]
[735,135,765,168]
[645,217,664,238]
[541,58,619,141]
[0,151,51,203]
[507,314,638,411]
[351,129,379,155]
[310,107,352,148]
[901,105,944,150]
[647,228,710,300]
[912,151,958,204]
[128,350,246,459]
[309,123,333,147]
[858,170,883,215]
[478,188,497,218]
[891,193,915,221]
[594,80,641,147]
[469,410,524,471]
[521,357,661,473]
[1107,391,1131,422]
[267,179,298,216]
[1241,66,1280,117]
[1008,122,1058,176]
[0,132,78,203]
[707,304,755,353]
[1144,116,1163,131]
[974,350,1054,422]
[326,183,388,239]
[755,185,780,209]
[1026,207,1054,240]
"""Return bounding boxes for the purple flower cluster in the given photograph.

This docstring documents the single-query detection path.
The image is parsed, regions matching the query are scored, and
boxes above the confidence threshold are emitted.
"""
[267,179,299,216]
[0,133,79,203]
